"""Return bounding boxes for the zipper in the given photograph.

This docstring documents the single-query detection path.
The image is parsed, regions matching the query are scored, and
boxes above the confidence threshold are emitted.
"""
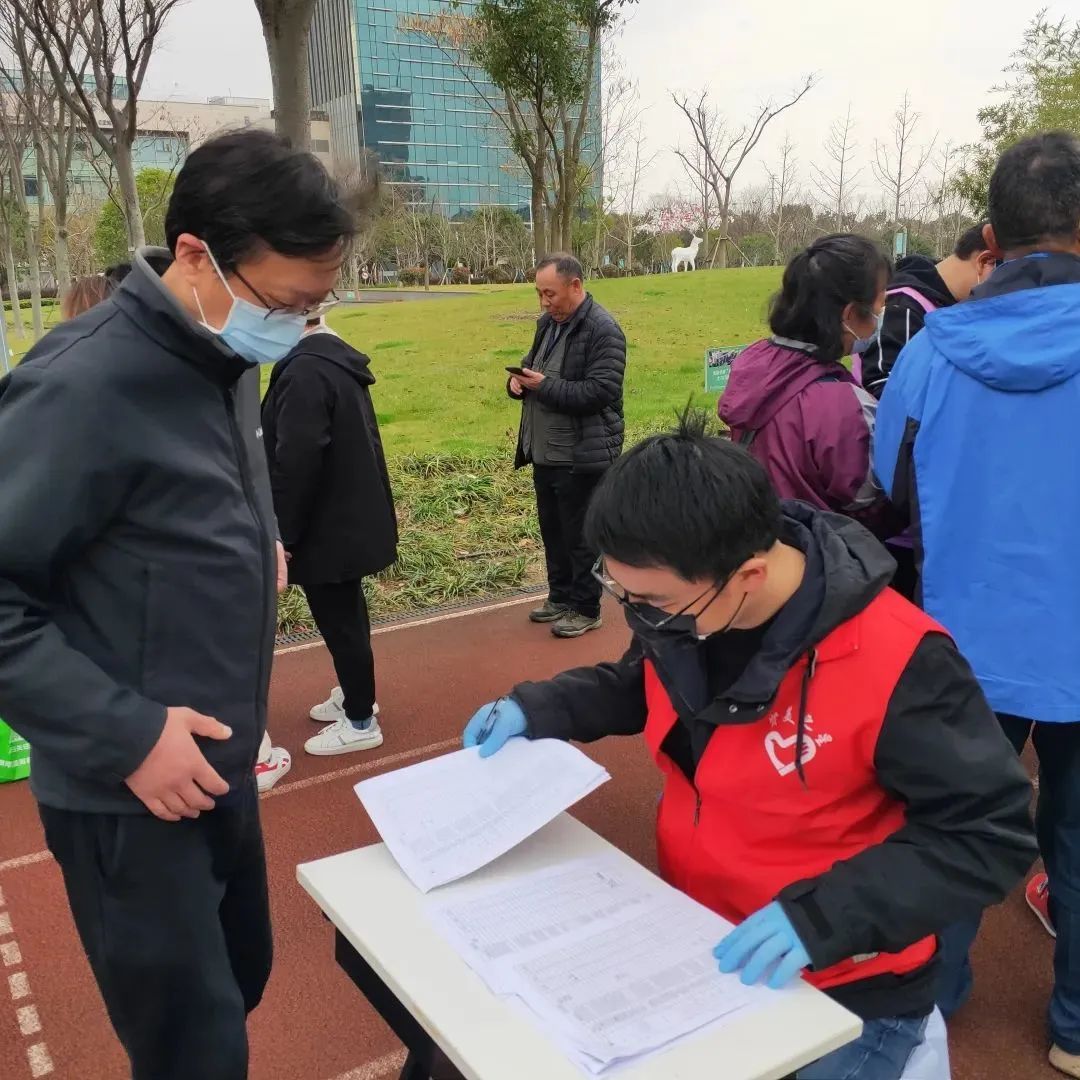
[223,388,271,762]
[692,790,701,826]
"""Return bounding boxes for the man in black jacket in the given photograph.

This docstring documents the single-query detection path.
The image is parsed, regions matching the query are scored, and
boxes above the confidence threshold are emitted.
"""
[465,418,1035,1079]
[858,223,995,399]
[262,319,398,756]
[511,252,626,639]
[0,131,354,1079]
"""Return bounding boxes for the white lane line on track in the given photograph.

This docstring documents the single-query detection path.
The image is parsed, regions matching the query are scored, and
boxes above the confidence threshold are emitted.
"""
[325,1048,409,1080]
[275,592,538,655]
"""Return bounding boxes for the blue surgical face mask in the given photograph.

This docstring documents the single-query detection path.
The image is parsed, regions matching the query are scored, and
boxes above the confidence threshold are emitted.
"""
[193,248,307,365]
[846,307,885,356]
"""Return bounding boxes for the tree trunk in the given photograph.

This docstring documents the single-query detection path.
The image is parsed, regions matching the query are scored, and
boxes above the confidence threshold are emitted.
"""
[530,167,547,262]
[3,239,23,338]
[114,144,146,252]
[260,2,316,150]
[717,188,732,270]
[24,219,44,341]
[53,191,71,292]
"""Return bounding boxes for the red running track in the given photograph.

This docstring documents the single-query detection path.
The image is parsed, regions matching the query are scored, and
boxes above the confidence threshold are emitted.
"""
[0,594,1058,1079]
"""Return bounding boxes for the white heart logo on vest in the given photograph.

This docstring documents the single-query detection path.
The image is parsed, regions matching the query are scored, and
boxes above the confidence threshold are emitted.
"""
[764,730,817,777]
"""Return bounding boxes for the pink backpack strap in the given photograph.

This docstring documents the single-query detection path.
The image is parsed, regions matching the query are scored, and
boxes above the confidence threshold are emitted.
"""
[886,285,937,315]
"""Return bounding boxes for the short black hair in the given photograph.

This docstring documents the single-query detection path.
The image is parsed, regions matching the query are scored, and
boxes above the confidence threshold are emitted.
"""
[769,235,891,363]
[535,252,583,283]
[165,129,356,269]
[989,132,1080,251]
[953,222,990,259]
[104,262,132,286]
[585,410,783,582]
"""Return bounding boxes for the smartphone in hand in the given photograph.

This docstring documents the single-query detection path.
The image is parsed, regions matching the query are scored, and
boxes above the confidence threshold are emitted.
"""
[505,366,526,376]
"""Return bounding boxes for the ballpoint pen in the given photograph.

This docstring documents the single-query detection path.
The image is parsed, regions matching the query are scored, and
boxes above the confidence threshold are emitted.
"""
[475,699,502,745]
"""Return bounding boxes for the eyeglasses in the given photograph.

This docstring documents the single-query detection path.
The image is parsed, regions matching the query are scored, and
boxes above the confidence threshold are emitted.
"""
[231,265,340,320]
[590,556,728,630]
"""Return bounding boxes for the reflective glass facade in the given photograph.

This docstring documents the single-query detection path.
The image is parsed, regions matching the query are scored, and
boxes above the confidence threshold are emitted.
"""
[309,0,601,221]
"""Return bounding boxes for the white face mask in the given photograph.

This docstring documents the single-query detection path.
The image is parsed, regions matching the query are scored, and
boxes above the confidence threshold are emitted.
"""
[846,308,885,355]
[192,247,308,365]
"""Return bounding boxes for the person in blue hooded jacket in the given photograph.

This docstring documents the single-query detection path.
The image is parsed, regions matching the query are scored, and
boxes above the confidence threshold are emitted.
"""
[875,130,1080,1079]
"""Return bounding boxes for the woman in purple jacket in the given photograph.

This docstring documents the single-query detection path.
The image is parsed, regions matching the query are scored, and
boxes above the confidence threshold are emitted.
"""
[720,235,895,536]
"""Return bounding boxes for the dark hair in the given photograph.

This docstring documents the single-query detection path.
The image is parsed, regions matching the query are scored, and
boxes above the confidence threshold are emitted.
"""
[585,410,783,582]
[768,235,891,363]
[535,252,583,283]
[104,262,132,286]
[164,129,356,269]
[989,132,1080,251]
[953,222,990,259]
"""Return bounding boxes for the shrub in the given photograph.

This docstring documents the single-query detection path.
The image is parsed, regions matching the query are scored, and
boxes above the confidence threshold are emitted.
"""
[450,265,471,285]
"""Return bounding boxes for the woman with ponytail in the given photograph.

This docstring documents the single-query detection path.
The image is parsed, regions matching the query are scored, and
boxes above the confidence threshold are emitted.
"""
[720,235,895,535]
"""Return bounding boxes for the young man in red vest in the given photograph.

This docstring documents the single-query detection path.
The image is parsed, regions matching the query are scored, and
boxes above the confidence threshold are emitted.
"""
[464,417,1035,1079]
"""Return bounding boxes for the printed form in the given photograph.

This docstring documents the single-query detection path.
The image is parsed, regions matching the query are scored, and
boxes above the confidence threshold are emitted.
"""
[429,857,773,1074]
[355,739,610,892]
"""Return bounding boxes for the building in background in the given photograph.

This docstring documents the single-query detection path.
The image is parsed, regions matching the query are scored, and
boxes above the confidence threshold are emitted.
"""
[1,80,333,204]
[308,0,601,222]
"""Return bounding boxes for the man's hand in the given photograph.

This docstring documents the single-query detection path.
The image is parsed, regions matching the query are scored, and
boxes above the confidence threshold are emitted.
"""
[126,707,232,822]
[275,540,288,594]
[516,367,545,391]
[713,902,811,989]
[509,375,524,396]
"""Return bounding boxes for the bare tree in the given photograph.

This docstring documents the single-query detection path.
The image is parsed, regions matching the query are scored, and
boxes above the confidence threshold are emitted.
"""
[0,168,27,338]
[11,0,183,252]
[1,4,83,290]
[675,142,715,264]
[0,92,45,339]
[765,135,796,263]
[872,91,937,224]
[926,141,971,257]
[253,0,317,149]
[810,105,861,231]
[673,76,817,268]
[610,118,658,269]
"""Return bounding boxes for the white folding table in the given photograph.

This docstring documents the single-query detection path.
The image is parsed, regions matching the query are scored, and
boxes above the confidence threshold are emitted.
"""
[298,813,862,1080]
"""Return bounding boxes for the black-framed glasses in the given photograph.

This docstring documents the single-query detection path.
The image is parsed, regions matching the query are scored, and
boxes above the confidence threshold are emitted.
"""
[231,265,340,320]
[590,556,728,630]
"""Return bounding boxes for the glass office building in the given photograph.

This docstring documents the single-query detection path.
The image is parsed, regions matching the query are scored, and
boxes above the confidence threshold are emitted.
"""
[309,0,601,221]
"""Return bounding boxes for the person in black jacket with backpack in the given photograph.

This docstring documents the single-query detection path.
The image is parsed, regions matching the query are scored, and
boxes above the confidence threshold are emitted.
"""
[857,223,995,398]
[511,252,627,639]
[262,318,398,757]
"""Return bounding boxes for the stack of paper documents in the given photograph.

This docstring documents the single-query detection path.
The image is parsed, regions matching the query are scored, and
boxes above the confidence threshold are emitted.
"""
[428,856,769,1075]
[355,738,610,892]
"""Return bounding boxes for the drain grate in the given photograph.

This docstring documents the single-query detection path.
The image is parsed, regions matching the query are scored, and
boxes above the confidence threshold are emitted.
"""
[275,582,548,647]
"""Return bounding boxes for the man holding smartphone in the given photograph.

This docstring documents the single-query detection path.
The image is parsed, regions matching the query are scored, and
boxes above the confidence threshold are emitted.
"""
[509,253,627,639]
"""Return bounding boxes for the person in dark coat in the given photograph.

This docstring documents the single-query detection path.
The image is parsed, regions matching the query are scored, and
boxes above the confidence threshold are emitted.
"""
[262,317,398,757]
[510,252,626,639]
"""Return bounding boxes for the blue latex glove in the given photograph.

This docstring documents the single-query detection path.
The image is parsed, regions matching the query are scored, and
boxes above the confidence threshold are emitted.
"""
[713,902,811,989]
[462,698,527,758]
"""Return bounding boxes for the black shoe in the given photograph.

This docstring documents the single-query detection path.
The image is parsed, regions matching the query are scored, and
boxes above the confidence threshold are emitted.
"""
[551,612,603,638]
[529,600,571,623]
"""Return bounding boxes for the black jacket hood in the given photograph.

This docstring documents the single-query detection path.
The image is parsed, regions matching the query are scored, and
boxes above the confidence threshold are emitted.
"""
[889,255,957,310]
[283,327,376,387]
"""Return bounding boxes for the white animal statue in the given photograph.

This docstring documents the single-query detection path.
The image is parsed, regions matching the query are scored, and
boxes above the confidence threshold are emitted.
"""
[671,235,704,273]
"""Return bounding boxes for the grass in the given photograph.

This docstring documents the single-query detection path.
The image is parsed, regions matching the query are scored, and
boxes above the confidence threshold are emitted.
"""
[5,270,782,630]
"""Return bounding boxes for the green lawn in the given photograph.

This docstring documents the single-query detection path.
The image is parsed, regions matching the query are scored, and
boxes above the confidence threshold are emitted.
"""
[310,267,780,457]
[6,270,783,628]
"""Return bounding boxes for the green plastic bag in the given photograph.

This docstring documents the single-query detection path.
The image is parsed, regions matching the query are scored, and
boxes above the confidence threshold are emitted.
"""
[0,720,30,783]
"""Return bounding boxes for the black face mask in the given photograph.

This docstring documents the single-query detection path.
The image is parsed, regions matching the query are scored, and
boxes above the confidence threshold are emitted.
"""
[625,592,748,651]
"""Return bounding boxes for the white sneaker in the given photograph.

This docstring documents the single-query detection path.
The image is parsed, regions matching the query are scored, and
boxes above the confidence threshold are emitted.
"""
[304,716,384,757]
[309,687,379,724]
[254,746,292,792]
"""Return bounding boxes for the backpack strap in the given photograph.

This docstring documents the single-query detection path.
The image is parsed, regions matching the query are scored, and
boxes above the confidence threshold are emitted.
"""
[886,285,938,315]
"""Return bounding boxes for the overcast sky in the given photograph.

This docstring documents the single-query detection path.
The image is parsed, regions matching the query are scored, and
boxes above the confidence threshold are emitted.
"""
[145,0,1072,207]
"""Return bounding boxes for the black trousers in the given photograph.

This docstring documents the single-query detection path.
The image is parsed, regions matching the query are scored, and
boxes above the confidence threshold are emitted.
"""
[304,579,376,721]
[40,783,272,1080]
[533,465,603,619]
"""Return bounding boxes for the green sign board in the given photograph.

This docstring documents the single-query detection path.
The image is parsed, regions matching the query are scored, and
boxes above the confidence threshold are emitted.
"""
[705,346,747,394]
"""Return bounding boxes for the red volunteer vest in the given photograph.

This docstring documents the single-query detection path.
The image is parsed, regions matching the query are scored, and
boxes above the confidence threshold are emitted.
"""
[643,587,941,991]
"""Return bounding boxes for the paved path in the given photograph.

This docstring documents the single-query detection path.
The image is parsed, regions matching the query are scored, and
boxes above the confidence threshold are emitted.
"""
[0,594,1057,1079]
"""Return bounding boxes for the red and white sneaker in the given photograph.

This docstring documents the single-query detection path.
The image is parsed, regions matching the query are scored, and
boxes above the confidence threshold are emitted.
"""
[255,746,292,793]
[1026,872,1056,938]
